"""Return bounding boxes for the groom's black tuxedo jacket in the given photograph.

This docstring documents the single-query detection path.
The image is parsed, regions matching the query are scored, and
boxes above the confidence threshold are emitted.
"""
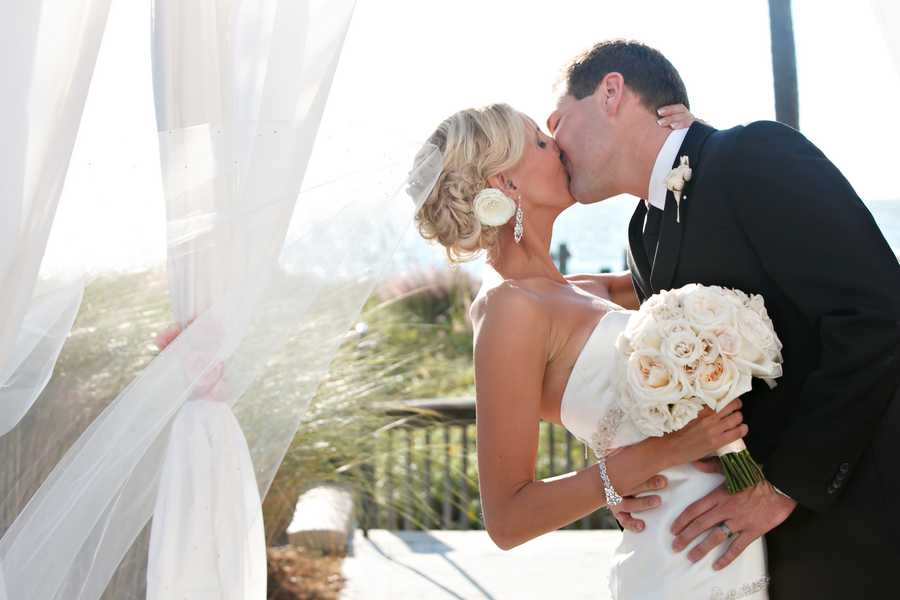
[627,121,900,597]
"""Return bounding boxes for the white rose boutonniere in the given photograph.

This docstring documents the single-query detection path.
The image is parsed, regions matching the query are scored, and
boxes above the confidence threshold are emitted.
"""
[663,156,692,222]
[472,188,516,227]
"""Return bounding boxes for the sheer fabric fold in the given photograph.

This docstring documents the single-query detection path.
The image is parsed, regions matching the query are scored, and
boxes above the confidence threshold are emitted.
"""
[0,0,112,436]
[873,0,900,77]
[0,1,445,598]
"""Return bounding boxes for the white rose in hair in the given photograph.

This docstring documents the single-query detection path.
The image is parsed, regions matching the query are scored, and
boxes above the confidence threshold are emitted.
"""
[472,188,516,227]
[683,287,737,330]
[694,356,753,411]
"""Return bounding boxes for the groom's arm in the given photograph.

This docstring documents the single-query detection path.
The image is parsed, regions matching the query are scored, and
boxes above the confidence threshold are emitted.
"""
[669,121,900,568]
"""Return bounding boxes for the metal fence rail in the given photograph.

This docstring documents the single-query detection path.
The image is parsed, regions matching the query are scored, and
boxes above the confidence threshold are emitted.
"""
[359,397,617,533]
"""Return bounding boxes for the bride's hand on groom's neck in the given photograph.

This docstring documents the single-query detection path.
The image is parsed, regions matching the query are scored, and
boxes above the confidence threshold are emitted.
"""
[656,104,703,130]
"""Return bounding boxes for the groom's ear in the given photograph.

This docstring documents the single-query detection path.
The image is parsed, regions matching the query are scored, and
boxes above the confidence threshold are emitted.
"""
[596,72,626,117]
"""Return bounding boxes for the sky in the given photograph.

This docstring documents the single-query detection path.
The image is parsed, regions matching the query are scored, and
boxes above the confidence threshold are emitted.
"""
[48,0,900,277]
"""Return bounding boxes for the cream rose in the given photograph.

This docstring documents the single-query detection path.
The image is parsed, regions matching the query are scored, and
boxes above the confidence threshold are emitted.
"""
[694,356,752,411]
[735,308,780,363]
[682,287,737,330]
[715,326,742,356]
[625,348,688,435]
[669,397,703,430]
[658,318,693,338]
[660,330,703,366]
[636,402,671,437]
[698,330,720,363]
[472,188,516,227]
[645,292,685,322]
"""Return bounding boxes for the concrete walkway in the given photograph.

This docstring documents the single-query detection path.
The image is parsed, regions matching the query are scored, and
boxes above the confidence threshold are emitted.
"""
[340,529,621,600]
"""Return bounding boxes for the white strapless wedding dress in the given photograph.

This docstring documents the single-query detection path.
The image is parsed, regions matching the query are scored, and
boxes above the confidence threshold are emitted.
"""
[560,311,769,600]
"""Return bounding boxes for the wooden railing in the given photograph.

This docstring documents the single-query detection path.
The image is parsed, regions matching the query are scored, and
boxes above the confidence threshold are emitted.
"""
[358,397,618,533]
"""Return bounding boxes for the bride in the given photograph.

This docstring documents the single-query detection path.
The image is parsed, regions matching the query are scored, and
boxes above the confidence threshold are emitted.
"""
[413,102,769,598]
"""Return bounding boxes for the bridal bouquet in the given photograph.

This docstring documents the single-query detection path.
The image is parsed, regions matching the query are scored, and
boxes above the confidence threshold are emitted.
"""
[614,284,783,494]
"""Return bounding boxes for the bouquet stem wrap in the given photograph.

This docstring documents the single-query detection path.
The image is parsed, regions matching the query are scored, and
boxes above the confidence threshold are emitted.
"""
[715,440,764,494]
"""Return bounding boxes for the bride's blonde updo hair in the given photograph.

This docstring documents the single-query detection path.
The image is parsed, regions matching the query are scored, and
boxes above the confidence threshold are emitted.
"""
[415,103,526,263]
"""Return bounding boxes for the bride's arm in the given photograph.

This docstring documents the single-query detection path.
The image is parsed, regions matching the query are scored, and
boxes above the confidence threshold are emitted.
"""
[473,289,747,550]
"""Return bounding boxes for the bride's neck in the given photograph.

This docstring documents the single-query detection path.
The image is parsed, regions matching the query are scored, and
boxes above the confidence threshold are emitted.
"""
[487,204,567,284]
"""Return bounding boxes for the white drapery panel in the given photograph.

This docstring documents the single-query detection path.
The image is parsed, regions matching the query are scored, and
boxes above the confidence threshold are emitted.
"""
[0,143,442,599]
[0,0,112,436]
[147,1,356,596]
[873,0,900,77]
[0,0,443,597]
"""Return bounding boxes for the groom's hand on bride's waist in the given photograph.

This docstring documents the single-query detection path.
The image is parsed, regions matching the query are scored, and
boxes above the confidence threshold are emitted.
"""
[610,475,668,532]
[669,477,797,570]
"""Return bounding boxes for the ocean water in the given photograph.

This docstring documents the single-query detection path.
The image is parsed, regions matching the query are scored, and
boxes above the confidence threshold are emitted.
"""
[390,199,900,278]
[551,197,900,274]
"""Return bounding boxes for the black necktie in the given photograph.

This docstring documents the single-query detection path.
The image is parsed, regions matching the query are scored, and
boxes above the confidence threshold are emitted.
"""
[643,205,664,265]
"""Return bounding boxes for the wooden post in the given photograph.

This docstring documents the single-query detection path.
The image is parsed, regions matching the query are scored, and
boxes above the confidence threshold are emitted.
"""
[768,0,800,130]
[557,243,571,275]
[460,425,469,530]
[423,428,433,529]
[548,423,556,477]
[386,428,395,531]
[443,426,452,529]
[403,430,412,531]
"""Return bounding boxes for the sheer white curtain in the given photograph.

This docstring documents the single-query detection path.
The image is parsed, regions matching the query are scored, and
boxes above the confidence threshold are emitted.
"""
[0,0,442,598]
[146,1,356,597]
[0,0,112,436]
[873,0,900,76]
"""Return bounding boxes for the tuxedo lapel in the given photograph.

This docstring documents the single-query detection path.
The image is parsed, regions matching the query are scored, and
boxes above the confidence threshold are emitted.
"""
[627,200,653,301]
[649,122,716,294]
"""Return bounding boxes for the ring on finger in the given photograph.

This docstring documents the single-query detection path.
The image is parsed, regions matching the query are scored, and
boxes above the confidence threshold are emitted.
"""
[717,522,734,539]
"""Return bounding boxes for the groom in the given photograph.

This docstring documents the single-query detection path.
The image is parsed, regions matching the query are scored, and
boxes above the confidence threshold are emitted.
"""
[548,40,900,598]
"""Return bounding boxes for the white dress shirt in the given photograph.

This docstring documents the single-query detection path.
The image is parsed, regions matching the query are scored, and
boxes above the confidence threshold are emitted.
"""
[646,127,688,211]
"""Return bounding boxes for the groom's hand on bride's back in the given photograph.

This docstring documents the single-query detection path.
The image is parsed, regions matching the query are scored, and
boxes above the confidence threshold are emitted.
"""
[669,479,797,570]
[610,475,668,532]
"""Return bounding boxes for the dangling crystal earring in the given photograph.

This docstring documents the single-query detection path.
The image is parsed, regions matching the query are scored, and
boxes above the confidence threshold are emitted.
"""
[514,196,524,243]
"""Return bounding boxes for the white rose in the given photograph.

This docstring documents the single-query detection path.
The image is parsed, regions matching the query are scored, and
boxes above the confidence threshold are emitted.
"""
[636,403,671,437]
[719,287,749,309]
[660,330,703,366]
[472,188,516,226]
[625,348,688,435]
[625,311,663,350]
[715,326,742,356]
[658,318,693,338]
[669,397,703,431]
[682,287,737,331]
[698,330,720,363]
[694,356,753,411]
[645,292,685,322]
[734,308,779,363]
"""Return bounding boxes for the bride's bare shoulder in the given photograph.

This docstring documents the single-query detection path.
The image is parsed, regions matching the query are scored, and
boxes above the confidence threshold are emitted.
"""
[470,278,546,335]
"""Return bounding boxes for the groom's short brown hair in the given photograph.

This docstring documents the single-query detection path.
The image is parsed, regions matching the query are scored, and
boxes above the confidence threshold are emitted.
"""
[558,40,689,112]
